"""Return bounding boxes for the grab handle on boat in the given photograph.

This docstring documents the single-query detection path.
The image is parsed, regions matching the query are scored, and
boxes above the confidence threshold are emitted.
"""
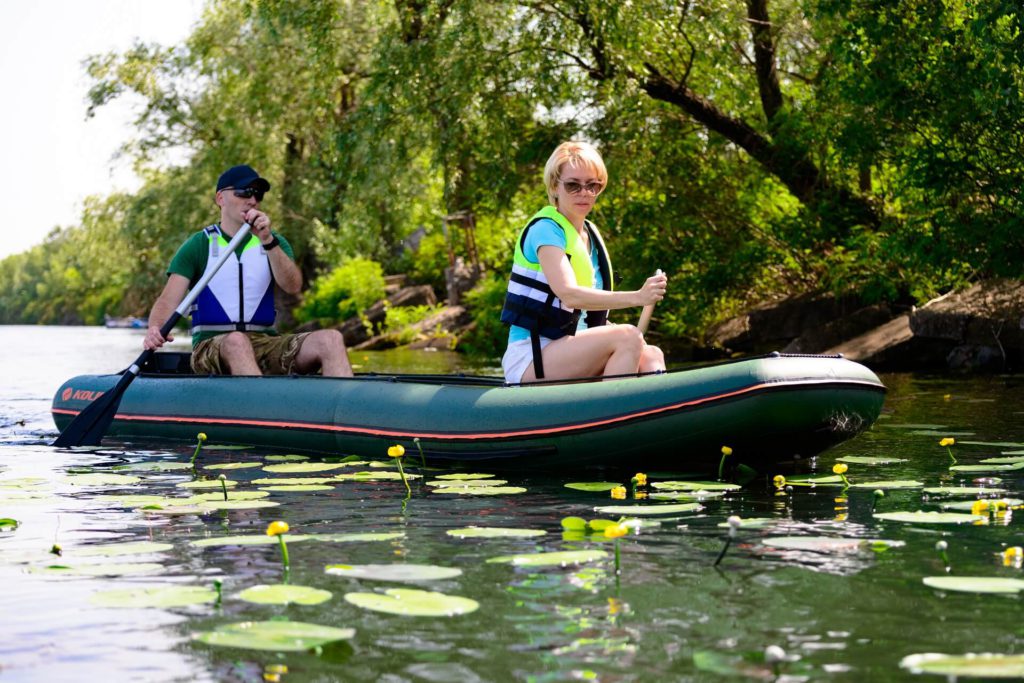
[637,269,663,334]
[54,223,253,448]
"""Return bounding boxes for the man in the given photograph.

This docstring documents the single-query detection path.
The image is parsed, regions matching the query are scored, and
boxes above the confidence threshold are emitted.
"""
[144,164,353,377]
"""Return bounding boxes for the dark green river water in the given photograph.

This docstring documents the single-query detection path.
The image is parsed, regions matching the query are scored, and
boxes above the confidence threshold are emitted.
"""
[1,326,1022,681]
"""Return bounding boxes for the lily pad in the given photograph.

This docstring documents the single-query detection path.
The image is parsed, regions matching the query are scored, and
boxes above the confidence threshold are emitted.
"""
[263,463,350,474]
[27,562,164,577]
[922,576,1024,594]
[564,482,623,492]
[90,585,218,608]
[176,479,238,490]
[923,486,1008,496]
[203,462,263,471]
[261,485,334,492]
[251,477,337,486]
[950,462,1024,473]
[74,541,174,557]
[649,491,725,501]
[0,518,19,531]
[191,532,403,548]
[835,455,909,465]
[960,440,1024,448]
[0,477,49,488]
[112,462,193,472]
[187,491,270,502]
[487,550,609,566]
[426,479,508,488]
[445,527,547,539]
[434,473,495,480]
[901,653,1024,678]
[325,563,462,582]
[716,517,775,529]
[334,471,421,481]
[344,588,478,616]
[432,486,526,495]
[236,584,333,605]
[264,454,310,462]
[197,500,280,511]
[873,511,986,524]
[64,473,141,486]
[848,480,924,489]
[940,498,1023,511]
[194,620,354,652]
[762,536,904,552]
[594,503,702,515]
[979,456,1024,464]
[784,475,844,486]
[650,481,741,492]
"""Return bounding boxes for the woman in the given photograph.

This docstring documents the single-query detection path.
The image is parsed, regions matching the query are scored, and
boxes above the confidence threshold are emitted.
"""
[500,141,667,383]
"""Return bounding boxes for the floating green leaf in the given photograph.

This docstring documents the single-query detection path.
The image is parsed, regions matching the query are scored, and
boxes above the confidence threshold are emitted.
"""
[716,517,775,529]
[950,462,1024,473]
[263,463,350,474]
[187,491,270,502]
[236,584,333,605]
[64,474,141,486]
[594,503,702,515]
[873,511,985,524]
[176,479,238,490]
[426,479,508,488]
[848,480,924,489]
[649,491,725,501]
[650,481,741,492]
[194,620,354,651]
[922,576,1024,594]
[762,536,904,552]
[836,456,909,465]
[0,518,19,531]
[191,532,403,548]
[261,485,334,492]
[197,500,280,511]
[251,477,336,486]
[959,441,1024,448]
[784,475,844,486]
[27,562,164,576]
[74,541,173,557]
[90,585,218,608]
[334,471,421,481]
[446,527,547,538]
[325,564,462,582]
[344,588,478,616]
[0,477,48,488]
[434,473,495,480]
[487,550,609,566]
[979,456,1024,464]
[264,454,310,462]
[564,482,622,492]
[901,653,1024,678]
[940,498,1022,511]
[432,486,526,495]
[112,462,193,472]
[923,486,1008,496]
[203,462,263,471]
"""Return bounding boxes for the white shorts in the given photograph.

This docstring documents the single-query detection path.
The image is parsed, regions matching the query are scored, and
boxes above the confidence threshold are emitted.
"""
[501,338,552,384]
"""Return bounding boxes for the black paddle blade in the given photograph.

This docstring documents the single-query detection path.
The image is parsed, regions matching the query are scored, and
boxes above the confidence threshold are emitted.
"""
[53,369,135,448]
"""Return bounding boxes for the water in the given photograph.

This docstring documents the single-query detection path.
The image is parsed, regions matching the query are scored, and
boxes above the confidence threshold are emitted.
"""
[2,326,1023,681]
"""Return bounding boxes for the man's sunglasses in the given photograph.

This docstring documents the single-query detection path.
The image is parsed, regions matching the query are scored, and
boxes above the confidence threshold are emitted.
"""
[561,180,605,196]
[226,187,265,201]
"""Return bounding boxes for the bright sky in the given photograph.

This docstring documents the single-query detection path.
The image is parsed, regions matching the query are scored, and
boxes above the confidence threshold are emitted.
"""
[0,0,205,260]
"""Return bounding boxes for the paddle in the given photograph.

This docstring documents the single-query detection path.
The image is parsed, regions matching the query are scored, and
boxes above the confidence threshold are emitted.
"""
[637,269,663,334]
[54,222,253,448]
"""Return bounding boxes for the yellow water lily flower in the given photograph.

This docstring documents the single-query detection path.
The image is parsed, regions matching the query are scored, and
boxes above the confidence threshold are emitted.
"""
[610,486,627,500]
[939,437,955,447]
[387,444,406,458]
[772,475,786,489]
[266,521,290,537]
[197,432,207,442]
[604,523,629,539]
[971,500,990,516]
[721,446,733,456]
[633,473,647,487]
[1003,546,1023,567]
[832,463,848,475]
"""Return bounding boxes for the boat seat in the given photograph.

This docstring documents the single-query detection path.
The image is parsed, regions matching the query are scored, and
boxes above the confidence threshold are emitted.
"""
[141,351,193,375]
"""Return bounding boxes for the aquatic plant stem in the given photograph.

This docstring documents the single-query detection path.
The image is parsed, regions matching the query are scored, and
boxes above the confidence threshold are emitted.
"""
[413,437,426,469]
[277,534,291,581]
[190,432,207,469]
[395,458,411,497]
[218,475,228,501]
[714,516,742,566]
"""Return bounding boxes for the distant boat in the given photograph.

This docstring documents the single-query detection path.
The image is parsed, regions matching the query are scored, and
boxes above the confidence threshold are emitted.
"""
[103,314,147,329]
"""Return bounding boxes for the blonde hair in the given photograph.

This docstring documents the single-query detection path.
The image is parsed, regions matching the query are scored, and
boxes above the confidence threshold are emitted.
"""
[543,141,608,206]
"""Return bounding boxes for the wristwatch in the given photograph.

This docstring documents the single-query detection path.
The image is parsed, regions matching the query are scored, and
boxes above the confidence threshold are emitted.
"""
[263,235,280,250]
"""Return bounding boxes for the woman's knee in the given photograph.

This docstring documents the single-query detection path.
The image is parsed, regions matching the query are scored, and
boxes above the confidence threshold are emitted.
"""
[612,324,645,352]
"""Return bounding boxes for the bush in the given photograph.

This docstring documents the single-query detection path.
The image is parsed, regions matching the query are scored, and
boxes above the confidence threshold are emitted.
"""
[296,258,386,324]
[458,273,509,359]
[384,303,446,345]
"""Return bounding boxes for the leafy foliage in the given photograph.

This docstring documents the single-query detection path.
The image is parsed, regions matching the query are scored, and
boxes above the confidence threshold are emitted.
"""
[295,258,386,324]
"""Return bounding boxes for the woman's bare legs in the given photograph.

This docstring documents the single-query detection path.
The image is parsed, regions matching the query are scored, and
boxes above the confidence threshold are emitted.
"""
[520,324,646,382]
[639,344,665,373]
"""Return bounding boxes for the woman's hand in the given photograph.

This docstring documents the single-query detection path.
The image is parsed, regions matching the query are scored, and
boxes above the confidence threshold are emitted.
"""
[637,272,668,306]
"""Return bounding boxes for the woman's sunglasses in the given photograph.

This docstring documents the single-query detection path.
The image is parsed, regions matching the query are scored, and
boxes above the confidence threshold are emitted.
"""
[561,180,604,196]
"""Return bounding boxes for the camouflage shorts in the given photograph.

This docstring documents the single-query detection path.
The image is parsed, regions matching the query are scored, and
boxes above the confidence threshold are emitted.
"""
[191,332,313,375]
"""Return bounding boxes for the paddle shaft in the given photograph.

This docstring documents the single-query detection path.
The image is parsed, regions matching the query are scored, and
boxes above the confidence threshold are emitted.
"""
[637,269,663,334]
[53,223,253,447]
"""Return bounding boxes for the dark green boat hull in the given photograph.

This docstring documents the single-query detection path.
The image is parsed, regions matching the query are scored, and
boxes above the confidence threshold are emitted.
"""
[53,354,885,473]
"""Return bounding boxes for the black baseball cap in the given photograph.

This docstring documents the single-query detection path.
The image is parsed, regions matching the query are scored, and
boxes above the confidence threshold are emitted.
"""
[216,165,271,193]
